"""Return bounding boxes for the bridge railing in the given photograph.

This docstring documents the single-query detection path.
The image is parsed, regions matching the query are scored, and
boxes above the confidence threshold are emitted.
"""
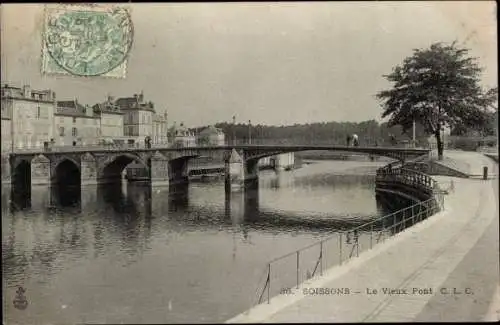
[227,138,423,148]
[11,143,169,154]
[253,196,443,307]
[10,140,431,154]
[376,166,437,190]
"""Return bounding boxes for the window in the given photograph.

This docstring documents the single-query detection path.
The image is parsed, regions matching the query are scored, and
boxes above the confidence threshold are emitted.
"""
[59,127,65,136]
[72,127,77,137]
[36,106,40,119]
[73,117,77,123]
[142,115,145,124]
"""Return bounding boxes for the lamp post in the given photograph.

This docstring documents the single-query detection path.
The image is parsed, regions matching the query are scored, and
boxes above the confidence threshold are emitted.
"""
[232,115,236,145]
[248,120,252,145]
[412,119,416,148]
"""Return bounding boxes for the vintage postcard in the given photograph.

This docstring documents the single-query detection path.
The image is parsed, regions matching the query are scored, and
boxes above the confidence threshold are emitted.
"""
[1,2,498,324]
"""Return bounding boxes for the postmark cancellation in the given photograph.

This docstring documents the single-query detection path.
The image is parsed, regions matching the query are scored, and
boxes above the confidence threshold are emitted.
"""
[42,4,133,78]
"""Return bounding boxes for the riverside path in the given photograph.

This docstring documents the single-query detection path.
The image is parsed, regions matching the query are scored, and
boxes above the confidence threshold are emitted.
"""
[227,151,499,323]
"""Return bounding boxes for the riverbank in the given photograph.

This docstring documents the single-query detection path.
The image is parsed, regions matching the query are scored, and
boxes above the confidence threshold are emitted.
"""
[295,150,394,162]
[227,153,499,323]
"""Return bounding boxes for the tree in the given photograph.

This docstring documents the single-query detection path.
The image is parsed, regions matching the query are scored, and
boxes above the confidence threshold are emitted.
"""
[376,42,497,160]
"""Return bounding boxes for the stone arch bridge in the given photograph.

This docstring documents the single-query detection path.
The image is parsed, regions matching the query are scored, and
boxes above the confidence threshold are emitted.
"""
[5,145,430,189]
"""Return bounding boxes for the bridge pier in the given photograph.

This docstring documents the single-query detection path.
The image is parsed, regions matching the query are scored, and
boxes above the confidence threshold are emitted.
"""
[273,152,295,171]
[150,152,170,186]
[167,157,190,186]
[81,153,99,185]
[1,154,11,185]
[224,149,260,198]
[31,154,51,186]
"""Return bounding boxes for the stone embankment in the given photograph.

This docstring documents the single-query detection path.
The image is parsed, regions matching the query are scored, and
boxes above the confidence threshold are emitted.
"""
[227,151,498,323]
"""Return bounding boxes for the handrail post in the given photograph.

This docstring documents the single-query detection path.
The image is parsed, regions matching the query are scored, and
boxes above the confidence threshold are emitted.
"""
[370,223,373,249]
[355,231,359,257]
[296,251,300,289]
[267,263,271,304]
[339,233,343,265]
[320,241,323,276]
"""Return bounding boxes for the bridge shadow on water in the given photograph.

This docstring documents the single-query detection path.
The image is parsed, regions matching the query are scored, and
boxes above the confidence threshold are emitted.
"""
[5,178,427,238]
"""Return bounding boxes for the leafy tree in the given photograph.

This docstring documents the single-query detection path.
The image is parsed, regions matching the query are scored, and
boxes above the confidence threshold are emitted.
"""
[376,42,497,160]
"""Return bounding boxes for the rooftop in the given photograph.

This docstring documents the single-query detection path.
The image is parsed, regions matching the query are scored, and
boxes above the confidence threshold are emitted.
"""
[115,92,155,112]
[92,97,124,115]
[56,100,96,118]
[2,83,55,102]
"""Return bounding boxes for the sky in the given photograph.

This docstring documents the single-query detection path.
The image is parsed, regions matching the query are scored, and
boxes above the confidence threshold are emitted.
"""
[1,2,497,127]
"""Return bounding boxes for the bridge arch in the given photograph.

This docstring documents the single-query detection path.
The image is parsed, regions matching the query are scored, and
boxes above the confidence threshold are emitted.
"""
[101,153,150,182]
[246,148,411,163]
[53,159,81,187]
[12,159,31,190]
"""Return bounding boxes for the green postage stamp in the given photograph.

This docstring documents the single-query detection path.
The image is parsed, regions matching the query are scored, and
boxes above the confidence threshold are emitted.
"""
[42,4,133,78]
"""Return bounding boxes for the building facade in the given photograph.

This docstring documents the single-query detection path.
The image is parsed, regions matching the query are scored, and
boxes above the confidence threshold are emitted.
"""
[1,84,55,150]
[92,96,125,141]
[169,122,196,147]
[197,125,226,146]
[1,104,12,153]
[153,112,169,145]
[1,83,170,151]
[116,91,155,142]
[55,100,100,146]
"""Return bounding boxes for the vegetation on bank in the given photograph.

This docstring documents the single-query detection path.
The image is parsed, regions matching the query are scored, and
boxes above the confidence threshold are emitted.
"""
[192,119,430,147]
[376,41,498,160]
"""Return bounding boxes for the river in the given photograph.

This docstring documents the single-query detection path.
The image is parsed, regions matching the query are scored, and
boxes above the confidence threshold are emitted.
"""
[2,160,406,324]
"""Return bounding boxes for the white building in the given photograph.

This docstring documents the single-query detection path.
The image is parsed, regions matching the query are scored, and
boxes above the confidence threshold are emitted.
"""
[1,84,55,150]
[92,96,125,141]
[153,112,168,145]
[116,91,155,143]
[197,125,226,146]
[1,106,12,153]
[55,100,100,146]
[169,122,196,147]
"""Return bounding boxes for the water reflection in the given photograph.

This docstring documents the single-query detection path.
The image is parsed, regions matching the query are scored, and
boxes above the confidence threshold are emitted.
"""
[50,184,81,208]
[3,160,410,324]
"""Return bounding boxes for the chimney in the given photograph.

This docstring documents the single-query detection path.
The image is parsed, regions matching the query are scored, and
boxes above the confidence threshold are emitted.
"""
[139,91,144,103]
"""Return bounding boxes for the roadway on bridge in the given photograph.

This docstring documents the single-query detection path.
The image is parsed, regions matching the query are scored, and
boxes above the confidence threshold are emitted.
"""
[227,151,499,323]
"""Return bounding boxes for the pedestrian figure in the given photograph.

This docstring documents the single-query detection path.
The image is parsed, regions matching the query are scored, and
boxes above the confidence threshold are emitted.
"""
[346,135,351,146]
[390,134,397,146]
[352,134,359,147]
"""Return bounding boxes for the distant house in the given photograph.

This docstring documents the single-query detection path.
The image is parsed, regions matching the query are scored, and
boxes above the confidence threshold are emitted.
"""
[56,99,100,146]
[197,125,226,146]
[115,91,155,143]
[92,96,124,141]
[169,122,196,148]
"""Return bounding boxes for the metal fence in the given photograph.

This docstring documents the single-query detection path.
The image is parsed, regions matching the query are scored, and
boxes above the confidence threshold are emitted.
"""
[11,142,171,154]
[9,138,435,156]
[254,167,444,307]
